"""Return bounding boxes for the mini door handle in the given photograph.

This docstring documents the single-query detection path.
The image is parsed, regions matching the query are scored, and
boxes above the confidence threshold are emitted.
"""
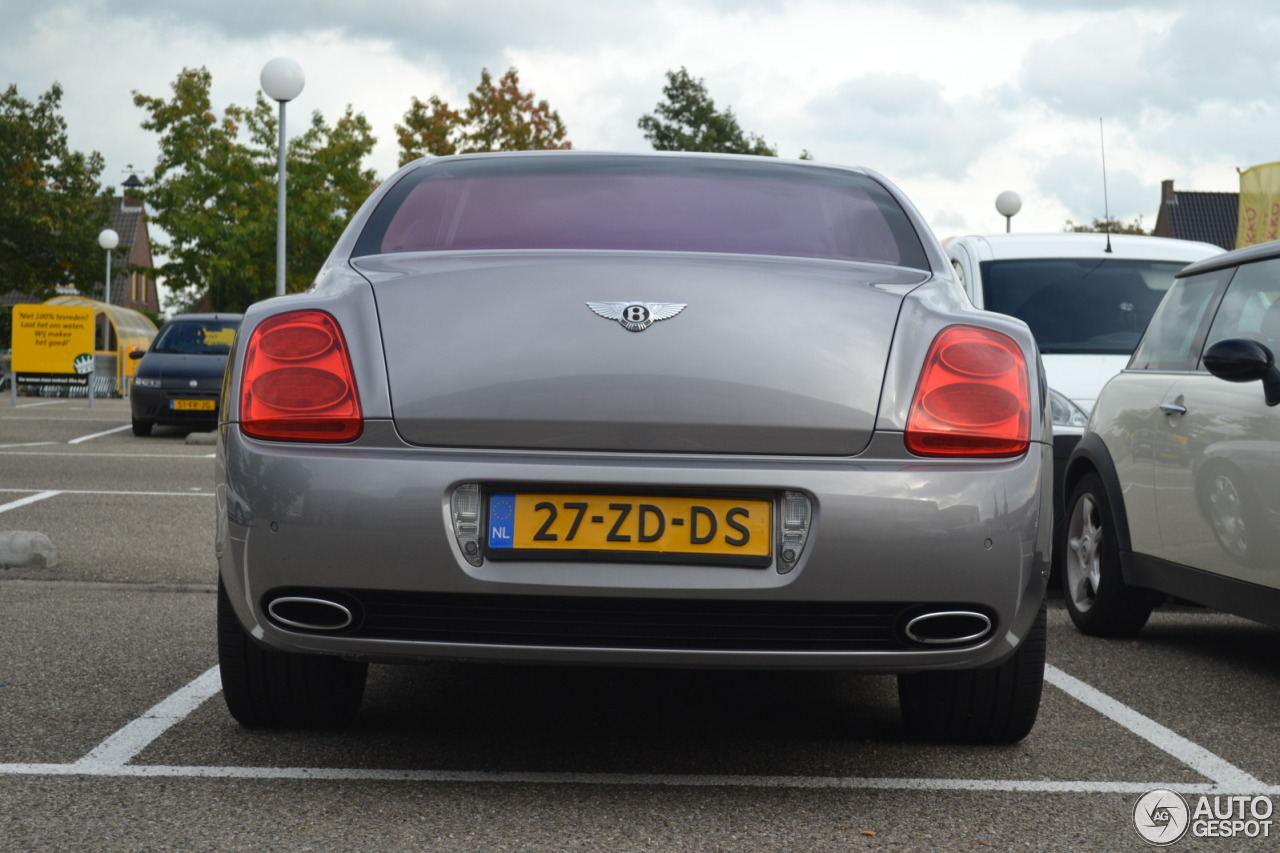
[1160,402,1187,415]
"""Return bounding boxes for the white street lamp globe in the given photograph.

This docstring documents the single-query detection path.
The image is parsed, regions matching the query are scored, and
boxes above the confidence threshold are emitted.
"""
[995,190,1022,219]
[260,57,305,102]
[98,228,119,250]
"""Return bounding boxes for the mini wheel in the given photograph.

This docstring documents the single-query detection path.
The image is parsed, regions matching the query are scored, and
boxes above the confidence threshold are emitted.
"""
[1061,472,1152,636]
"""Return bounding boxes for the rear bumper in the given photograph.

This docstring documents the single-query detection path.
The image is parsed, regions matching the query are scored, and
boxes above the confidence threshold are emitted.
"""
[217,422,1051,671]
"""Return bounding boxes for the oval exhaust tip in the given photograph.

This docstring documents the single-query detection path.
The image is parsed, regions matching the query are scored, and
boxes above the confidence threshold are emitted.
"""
[904,610,992,646]
[267,596,354,632]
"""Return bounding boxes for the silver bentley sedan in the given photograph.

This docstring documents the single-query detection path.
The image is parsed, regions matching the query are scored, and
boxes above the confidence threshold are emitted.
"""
[215,151,1052,742]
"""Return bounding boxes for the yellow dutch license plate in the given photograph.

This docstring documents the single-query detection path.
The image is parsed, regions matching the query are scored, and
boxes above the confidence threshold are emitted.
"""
[171,399,216,411]
[487,493,772,562]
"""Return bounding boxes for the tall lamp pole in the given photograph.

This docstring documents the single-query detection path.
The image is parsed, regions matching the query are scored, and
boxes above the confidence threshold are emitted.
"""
[94,228,118,406]
[995,190,1022,233]
[260,58,305,298]
[97,228,119,304]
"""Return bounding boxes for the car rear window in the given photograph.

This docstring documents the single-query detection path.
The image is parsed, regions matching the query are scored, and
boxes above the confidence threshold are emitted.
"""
[352,155,928,269]
[980,258,1188,354]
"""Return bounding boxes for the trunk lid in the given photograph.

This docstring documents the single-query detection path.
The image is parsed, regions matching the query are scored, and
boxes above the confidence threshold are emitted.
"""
[356,252,925,455]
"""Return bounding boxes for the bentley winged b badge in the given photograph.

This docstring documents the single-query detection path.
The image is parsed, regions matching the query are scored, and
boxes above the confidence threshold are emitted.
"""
[587,301,687,332]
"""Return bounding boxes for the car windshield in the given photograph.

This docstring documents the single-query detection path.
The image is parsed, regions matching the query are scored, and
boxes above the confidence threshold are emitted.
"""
[152,321,239,355]
[980,258,1189,354]
[353,155,929,269]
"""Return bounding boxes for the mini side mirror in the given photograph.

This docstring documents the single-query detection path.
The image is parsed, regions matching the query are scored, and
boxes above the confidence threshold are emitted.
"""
[1203,338,1280,407]
[128,349,146,360]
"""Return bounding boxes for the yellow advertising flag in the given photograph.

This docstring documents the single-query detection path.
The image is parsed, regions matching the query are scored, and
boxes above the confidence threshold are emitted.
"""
[1235,161,1280,248]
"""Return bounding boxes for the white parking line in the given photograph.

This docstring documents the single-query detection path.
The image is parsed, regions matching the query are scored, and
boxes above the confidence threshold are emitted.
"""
[0,451,215,459]
[71,667,223,770]
[1045,664,1266,789]
[0,663,1274,793]
[0,764,1260,792]
[0,489,213,498]
[0,491,61,514]
[11,400,68,409]
[67,424,133,444]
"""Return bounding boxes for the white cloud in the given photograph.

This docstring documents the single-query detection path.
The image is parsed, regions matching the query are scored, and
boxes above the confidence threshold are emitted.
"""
[4,0,1274,246]
[1036,151,1150,225]
[804,73,1013,179]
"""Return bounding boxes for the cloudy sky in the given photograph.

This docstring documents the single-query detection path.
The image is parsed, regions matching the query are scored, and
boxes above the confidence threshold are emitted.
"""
[5,0,1279,239]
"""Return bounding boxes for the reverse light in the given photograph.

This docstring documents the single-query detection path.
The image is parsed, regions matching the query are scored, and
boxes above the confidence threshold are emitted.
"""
[905,325,1030,457]
[777,491,812,574]
[450,484,484,567]
[239,310,362,442]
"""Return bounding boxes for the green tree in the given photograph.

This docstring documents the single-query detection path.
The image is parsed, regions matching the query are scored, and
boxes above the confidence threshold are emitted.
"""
[397,67,571,165]
[396,95,463,160]
[1063,215,1150,235]
[0,83,112,302]
[638,68,777,156]
[134,68,378,312]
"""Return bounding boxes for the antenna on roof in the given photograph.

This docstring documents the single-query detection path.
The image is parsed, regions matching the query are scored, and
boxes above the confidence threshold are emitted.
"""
[1099,118,1113,254]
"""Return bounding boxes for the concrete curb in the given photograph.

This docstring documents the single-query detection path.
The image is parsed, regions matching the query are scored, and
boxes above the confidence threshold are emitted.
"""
[0,531,59,569]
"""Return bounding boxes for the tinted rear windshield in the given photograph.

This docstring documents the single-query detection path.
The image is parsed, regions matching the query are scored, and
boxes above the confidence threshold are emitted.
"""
[981,258,1189,354]
[353,155,929,269]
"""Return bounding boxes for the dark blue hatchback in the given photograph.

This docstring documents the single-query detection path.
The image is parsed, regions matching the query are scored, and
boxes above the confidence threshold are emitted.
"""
[129,313,242,436]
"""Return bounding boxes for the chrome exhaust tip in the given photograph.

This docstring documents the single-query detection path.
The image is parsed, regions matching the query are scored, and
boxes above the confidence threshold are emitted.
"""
[267,596,354,632]
[903,610,993,646]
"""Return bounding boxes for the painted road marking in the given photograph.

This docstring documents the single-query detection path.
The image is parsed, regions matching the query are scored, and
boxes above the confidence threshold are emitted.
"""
[10,401,68,409]
[0,491,61,514]
[0,664,1273,793]
[0,451,214,459]
[67,424,133,444]
[72,667,223,769]
[0,489,213,499]
[1045,664,1265,789]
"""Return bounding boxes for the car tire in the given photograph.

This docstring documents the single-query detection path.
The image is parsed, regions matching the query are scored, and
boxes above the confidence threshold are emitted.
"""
[131,417,153,437]
[1061,471,1152,636]
[217,577,368,728]
[897,603,1045,744]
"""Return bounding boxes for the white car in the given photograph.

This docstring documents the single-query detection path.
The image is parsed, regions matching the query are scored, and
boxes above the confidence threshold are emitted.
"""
[945,233,1223,518]
[1063,239,1280,635]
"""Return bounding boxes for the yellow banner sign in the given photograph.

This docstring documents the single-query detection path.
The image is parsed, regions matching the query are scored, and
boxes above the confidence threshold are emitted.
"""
[1235,161,1280,248]
[11,304,96,378]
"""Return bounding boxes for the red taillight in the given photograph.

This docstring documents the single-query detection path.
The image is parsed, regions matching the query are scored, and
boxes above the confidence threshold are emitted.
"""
[905,325,1030,457]
[239,311,362,442]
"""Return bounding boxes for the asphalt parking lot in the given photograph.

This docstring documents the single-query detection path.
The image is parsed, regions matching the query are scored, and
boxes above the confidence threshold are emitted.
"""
[3,396,1279,851]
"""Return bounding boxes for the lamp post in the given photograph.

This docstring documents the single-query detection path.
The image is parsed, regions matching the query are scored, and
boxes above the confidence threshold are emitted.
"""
[995,191,1022,233]
[97,228,119,304]
[94,228,118,406]
[260,57,305,298]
